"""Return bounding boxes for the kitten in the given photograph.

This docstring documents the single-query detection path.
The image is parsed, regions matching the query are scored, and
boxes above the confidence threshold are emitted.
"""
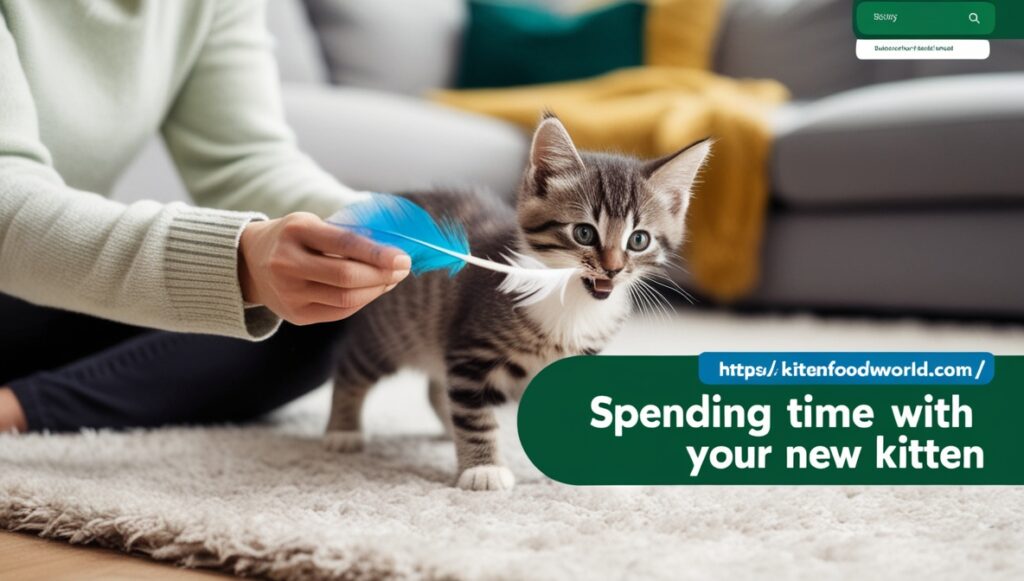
[324,116,710,491]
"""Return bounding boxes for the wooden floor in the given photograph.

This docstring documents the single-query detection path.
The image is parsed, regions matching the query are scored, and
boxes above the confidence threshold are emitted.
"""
[0,531,235,580]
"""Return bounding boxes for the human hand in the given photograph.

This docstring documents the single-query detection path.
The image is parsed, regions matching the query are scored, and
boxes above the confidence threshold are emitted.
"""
[238,212,410,325]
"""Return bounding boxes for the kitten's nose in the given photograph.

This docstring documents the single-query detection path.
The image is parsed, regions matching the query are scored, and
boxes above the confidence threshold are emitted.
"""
[599,248,625,278]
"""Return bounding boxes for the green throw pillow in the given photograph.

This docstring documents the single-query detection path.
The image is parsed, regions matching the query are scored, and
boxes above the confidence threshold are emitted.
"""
[457,1,647,89]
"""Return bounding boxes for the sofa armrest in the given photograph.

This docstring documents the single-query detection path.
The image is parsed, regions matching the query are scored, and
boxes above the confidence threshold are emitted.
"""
[772,73,1024,207]
[282,84,528,198]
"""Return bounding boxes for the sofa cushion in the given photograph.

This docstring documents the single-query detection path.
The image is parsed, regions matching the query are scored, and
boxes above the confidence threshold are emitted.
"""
[457,0,646,88]
[303,0,465,96]
[715,1,1024,99]
[742,208,1024,317]
[772,73,1024,207]
[714,0,877,99]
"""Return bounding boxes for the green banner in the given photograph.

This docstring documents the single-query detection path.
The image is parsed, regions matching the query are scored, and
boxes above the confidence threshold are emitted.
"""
[853,0,1024,39]
[856,2,995,37]
[518,355,1024,485]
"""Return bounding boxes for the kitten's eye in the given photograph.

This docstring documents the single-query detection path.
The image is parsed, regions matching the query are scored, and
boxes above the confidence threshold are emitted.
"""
[572,224,598,246]
[627,230,651,251]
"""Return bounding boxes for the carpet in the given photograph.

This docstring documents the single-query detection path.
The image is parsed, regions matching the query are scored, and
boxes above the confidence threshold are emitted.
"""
[2,311,1023,580]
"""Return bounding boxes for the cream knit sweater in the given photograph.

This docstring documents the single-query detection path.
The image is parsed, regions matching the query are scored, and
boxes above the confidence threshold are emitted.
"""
[0,0,361,340]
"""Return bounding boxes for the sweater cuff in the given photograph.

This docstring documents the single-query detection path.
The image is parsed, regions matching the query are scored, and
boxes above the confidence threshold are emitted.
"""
[164,205,281,340]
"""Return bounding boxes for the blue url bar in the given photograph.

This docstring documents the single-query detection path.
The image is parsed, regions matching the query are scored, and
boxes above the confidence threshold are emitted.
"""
[699,352,994,385]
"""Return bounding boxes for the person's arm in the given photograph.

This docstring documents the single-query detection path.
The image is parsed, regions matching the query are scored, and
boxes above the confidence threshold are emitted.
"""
[0,8,407,340]
[0,9,274,340]
[161,0,361,220]
[160,0,415,327]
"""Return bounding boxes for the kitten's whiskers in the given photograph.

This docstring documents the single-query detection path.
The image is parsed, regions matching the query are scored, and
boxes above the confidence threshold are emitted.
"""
[633,279,672,323]
[646,272,696,305]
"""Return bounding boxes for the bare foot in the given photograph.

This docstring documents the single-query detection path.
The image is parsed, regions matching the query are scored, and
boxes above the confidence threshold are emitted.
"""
[0,387,27,432]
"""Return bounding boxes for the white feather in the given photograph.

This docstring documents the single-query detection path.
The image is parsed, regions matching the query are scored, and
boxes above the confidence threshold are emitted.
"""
[379,231,578,305]
[492,252,578,307]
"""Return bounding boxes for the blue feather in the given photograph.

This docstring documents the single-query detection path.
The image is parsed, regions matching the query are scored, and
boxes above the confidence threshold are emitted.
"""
[327,194,470,276]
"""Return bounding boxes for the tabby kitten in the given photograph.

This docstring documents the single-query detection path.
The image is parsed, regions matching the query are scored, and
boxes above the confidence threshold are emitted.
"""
[325,116,710,491]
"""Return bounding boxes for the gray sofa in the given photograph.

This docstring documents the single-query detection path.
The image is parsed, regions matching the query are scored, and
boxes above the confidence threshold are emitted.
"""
[114,0,1024,319]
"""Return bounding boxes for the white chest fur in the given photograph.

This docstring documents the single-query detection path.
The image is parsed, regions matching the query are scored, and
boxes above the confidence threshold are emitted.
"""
[419,280,631,402]
[482,282,630,400]
[524,278,631,353]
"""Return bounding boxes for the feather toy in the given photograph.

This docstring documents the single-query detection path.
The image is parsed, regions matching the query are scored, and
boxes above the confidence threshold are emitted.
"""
[327,194,578,305]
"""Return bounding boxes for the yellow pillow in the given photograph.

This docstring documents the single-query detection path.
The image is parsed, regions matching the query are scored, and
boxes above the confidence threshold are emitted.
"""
[646,0,723,70]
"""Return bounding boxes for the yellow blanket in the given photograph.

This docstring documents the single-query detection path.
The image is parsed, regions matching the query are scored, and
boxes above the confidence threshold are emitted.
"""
[433,67,788,302]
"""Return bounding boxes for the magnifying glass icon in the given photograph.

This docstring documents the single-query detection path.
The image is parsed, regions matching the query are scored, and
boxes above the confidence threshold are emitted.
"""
[969,12,980,24]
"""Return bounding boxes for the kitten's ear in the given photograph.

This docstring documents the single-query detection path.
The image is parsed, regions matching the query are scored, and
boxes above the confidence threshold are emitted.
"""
[642,138,712,217]
[527,115,585,195]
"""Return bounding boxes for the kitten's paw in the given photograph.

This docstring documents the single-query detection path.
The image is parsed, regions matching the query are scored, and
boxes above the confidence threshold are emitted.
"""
[323,430,364,453]
[456,465,515,491]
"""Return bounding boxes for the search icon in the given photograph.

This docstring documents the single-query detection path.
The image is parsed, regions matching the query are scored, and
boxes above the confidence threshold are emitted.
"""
[968,11,980,24]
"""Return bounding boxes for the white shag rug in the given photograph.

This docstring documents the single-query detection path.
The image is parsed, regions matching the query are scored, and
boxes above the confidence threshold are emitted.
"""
[2,311,1023,580]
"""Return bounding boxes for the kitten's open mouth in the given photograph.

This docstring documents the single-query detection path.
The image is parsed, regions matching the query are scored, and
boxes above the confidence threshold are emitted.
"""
[582,277,614,300]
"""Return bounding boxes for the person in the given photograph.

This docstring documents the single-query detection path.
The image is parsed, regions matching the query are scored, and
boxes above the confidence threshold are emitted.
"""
[0,0,411,433]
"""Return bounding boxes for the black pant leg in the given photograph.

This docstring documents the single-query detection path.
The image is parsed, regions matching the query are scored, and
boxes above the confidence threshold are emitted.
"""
[8,315,344,432]
[0,293,145,385]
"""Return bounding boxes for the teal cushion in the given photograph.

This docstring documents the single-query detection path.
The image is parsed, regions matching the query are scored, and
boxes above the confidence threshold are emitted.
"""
[457,1,647,89]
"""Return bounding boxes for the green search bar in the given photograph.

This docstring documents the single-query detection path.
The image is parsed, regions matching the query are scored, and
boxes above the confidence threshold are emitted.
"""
[856,2,996,36]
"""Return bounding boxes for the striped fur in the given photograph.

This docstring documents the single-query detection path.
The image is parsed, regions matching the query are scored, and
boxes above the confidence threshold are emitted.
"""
[326,118,710,490]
